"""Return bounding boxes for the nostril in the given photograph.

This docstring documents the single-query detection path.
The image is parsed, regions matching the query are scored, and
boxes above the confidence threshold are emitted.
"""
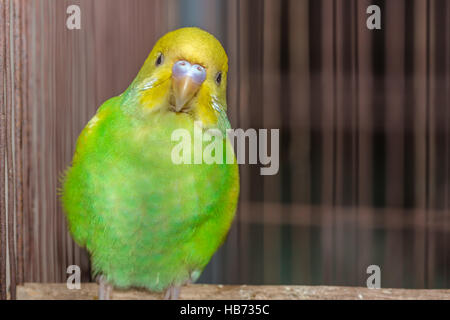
[172,61,206,84]
[172,60,191,78]
[191,64,206,84]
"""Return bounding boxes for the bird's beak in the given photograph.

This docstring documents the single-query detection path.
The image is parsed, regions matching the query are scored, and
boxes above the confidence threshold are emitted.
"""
[171,60,206,112]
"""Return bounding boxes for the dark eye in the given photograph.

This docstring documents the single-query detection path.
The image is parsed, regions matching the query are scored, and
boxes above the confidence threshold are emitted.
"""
[215,72,222,85]
[155,53,164,66]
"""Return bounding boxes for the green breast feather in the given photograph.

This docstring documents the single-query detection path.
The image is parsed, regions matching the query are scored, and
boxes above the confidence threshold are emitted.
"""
[62,96,239,291]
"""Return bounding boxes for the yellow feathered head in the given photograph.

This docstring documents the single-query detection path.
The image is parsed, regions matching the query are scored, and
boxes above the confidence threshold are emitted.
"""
[130,27,229,127]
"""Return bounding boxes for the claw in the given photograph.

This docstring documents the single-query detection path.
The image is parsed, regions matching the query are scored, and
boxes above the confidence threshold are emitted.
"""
[98,275,113,300]
[164,285,181,300]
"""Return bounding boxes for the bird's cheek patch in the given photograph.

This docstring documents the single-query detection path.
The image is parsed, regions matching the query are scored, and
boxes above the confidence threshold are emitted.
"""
[195,103,218,127]
[139,79,171,110]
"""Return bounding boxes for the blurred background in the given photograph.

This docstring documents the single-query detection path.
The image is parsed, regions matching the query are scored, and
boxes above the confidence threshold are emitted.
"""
[0,0,449,299]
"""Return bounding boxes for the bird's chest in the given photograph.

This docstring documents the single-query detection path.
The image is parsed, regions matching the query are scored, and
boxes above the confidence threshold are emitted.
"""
[100,114,230,225]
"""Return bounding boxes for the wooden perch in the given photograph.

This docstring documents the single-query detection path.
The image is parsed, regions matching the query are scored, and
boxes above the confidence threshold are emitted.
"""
[17,283,450,300]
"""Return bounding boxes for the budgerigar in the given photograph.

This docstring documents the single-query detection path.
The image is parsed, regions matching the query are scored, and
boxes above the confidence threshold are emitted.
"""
[61,27,239,299]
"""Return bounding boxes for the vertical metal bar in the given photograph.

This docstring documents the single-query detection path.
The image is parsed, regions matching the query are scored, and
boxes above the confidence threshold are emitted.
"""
[223,0,240,284]
[22,0,30,284]
[288,0,310,285]
[412,0,427,288]
[0,0,8,302]
[331,0,337,285]
[13,0,24,286]
[356,0,375,286]
[262,0,282,285]
[403,0,416,288]
[5,0,18,300]
[444,3,450,288]
[424,0,430,288]
[352,0,360,286]
[36,0,44,282]
[23,0,32,283]
[384,0,405,287]
[319,0,335,285]
[334,0,357,285]
[235,0,242,284]
[308,0,325,284]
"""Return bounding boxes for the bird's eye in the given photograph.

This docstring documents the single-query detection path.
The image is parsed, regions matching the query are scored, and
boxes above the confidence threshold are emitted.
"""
[155,53,164,66]
[215,72,222,85]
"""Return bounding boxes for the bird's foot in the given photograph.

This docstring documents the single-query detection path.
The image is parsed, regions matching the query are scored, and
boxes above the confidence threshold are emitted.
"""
[164,285,181,300]
[98,275,113,300]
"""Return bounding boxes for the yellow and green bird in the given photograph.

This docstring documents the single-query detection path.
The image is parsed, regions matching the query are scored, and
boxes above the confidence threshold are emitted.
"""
[61,27,239,299]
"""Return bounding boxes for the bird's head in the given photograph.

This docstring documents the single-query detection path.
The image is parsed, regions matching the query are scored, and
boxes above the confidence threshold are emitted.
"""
[129,27,228,128]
